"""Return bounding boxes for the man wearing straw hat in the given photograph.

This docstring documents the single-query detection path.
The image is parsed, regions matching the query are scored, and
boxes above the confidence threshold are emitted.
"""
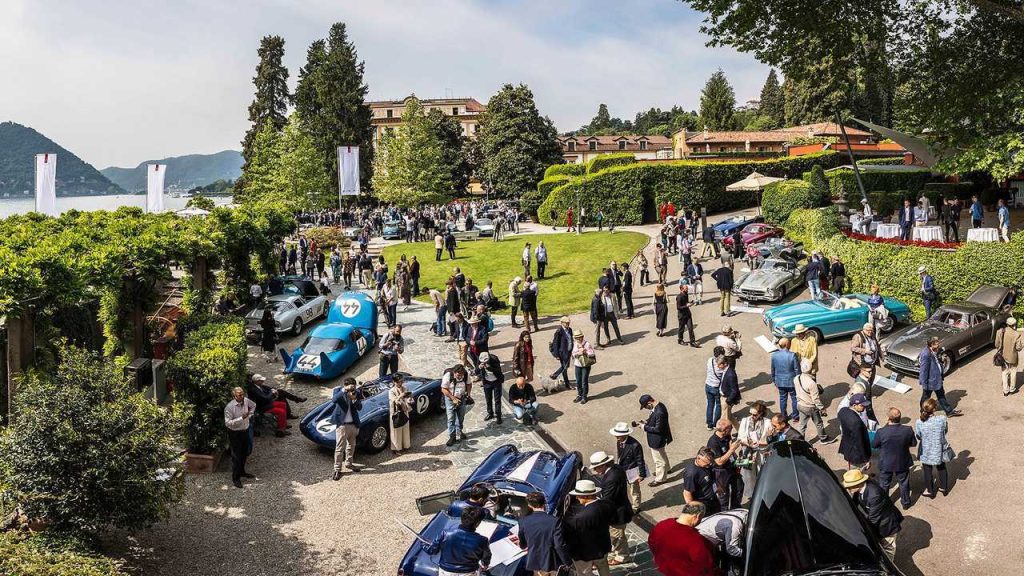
[610,422,647,514]
[590,450,632,566]
[789,323,818,376]
[563,479,616,576]
[841,469,903,561]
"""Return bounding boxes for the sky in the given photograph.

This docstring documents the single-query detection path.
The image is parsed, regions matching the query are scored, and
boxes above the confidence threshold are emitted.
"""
[0,0,771,169]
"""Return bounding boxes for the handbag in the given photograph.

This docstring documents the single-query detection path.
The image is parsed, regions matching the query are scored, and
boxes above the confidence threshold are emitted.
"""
[846,358,860,379]
[391,409,409,428]
[941,442,956,463]
[994,349,1007,368]
[579,353,596,368]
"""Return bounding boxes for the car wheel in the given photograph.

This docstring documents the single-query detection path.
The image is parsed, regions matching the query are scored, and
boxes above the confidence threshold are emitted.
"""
[777,287,787,303]
[939,352,953,375]
[366,423,388,453]
[811,328,824,345]
[876,315,895,333]
[322,302,330,318]
[292,317,304,336]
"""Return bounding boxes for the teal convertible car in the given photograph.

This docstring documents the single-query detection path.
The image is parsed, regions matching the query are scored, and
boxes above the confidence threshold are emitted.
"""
[763,292,912,342]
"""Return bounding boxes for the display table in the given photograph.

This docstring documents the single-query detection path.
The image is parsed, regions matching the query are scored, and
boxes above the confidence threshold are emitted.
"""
[850,214,879,235]
[876,223,900,239]
[967,227,1000,242]
[913,226,945,242]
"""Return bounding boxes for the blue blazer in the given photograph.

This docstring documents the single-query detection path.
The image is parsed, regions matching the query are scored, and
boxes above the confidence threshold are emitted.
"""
[518,511,571,571]
[898,205,915,227]
[872,424,917,473]
[918,347,943,390]
[770,350,800,389]
[328,387,362,427]
[552,326,574,361]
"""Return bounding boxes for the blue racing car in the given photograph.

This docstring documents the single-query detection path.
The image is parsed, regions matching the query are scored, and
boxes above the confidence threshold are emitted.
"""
[711,214,764,240]
[299,373,444,453]
[398,445,581,576]
[280,291,378,380]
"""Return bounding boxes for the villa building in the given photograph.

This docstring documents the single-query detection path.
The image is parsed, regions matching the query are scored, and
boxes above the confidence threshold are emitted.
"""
[368,96,486,146]
[559,134,674,164]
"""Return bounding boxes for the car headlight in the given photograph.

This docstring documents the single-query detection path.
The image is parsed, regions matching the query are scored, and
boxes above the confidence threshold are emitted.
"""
[764,288,775,297]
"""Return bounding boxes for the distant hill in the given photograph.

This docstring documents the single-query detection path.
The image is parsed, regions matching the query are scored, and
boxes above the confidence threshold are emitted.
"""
[102,150,243,192]
[0,121,125,197]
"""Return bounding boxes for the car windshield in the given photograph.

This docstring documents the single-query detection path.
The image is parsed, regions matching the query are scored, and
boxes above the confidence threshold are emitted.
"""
[761,260,791,271]
[476,218,492,226]
[384,221,401,227]
[817,292,840,309]
[931,309,970,329]
[260,300,292,312]
[301,337,344,355]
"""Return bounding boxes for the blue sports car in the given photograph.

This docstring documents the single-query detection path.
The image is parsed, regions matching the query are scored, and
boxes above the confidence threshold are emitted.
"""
[398,445,581,576]
[711,214,764,240]
[280,291,378,380]
[299,373,444,453]
[763,292,911,342]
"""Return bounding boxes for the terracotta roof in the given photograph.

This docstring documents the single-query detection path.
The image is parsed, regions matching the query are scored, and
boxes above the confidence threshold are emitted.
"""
[776,122,872,137]
[685,131,797,144]
[560,134,672,146]
[367,96,486,112]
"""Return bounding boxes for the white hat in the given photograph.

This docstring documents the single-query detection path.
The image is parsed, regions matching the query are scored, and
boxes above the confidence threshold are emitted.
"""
[1008,317,1018,327]
[569,479,602,497]
[609,422,632,437]
[792,324,809,335]
[918,266,927,274]
[589,451,614,468]
[478,352,490,363]
[252,374,267,382]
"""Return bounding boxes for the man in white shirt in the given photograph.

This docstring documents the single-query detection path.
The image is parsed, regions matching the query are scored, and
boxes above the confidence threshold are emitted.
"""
[696,509,748,572]
[522,242,532,279]
[249,282,263,307]
[224,387,257,488]
[535,241,549,279]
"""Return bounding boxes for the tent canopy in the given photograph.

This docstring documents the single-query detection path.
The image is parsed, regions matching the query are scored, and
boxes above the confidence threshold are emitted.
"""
[175,207,210,218]
[726,172,785,191]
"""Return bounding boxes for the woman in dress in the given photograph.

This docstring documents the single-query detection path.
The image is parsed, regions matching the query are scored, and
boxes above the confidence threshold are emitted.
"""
[388,374,413,455]
[653,283,668,336]
[737,400,772,499]
[916,398,951,497]
[259,308,277,363]
[512,330,535,384]
[571,329,596,404]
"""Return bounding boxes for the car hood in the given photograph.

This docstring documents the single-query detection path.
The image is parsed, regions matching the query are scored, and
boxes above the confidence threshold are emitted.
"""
[764,300,830,327]
[744,441,902,576]
[882,322,962,358]
[739,269,790,290]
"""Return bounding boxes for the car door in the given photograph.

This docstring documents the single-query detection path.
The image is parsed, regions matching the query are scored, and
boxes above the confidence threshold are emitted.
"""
[966,311,994,353]
[292,297,312,323]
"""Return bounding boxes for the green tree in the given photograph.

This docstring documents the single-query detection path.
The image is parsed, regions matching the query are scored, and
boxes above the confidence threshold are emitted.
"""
[0,344,184,533]
[477,84,563,198]
[234,123,281,202]
[237,35,290,197]
[744,114,778,131]
[274,113,331,208]
[808,164,831,205]
[699,69,736,130]
[758,69,785,128]
[185,195,216,211]
[426,109,471,195]
[372,98,451,205]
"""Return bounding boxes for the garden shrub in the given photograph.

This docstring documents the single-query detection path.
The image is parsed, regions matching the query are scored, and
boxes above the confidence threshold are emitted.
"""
[807,164,831,205]
[519,189,543,219]
[587,153,636,174]
[857,157,906,166]
[168,318,247,455]
[808,167,934,205]
[866,191,903,220]
[537,175,571,197]
[304,226,351,250]
[0,531,126,576]
[762,180,814,225]
[543,163,585,178]
[538,151,842,226]
[0,344,184,533]
[785,207,1024,320]
[924,181,974,201]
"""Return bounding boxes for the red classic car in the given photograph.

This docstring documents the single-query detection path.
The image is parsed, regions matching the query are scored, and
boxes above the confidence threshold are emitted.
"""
[722,222,784,248]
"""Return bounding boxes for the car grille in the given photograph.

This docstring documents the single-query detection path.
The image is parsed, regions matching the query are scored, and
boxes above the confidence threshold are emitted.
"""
[737,286,768,299]
[884,353,919,373]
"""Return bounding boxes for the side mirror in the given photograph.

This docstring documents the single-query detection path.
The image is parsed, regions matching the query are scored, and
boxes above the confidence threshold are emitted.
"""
[416,490,457,516]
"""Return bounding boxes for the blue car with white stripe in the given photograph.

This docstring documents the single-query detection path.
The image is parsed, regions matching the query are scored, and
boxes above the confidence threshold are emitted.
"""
[280,291,378,380]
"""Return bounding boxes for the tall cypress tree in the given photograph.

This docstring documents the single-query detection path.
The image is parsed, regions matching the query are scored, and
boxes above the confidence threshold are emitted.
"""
[758,69,785,128]
[426,109,471,196]
[237,35,289,199]
[699,69,736,130]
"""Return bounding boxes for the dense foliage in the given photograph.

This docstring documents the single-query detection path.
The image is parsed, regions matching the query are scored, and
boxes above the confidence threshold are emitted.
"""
[544,163,585,178]
[426,109,473,196]
[238,35,290,197]
[758,70,785,129]
[586,153,636,174]
[0,345,184,533]
[304,226,352,250]
[538,151,842,226]
[167,319,248,455]
[762,179,815,225]
[185,196,216,211]
[805,166,934,205]
[372,98,453,206]
[574,104,700,137]
[699,69,736,130]
[0,531,126,576]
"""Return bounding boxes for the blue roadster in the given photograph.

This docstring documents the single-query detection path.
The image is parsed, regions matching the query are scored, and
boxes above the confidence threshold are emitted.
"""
[711,214,764,240]
[280,291,378,380]
[763,291,911,342]
[299,373,444,453]
[398,445,581,576]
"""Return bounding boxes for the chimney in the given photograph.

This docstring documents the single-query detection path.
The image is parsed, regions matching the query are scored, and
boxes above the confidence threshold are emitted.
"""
[745,140,750,152]
[703,125,709,140]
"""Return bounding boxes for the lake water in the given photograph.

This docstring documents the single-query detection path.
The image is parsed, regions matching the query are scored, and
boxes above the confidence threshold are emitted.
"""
[0,195,234,218]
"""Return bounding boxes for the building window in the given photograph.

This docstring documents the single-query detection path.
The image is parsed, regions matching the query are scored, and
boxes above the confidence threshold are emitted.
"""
[589,141,597,151]
[386,109,393,118]
[639,141,648,151]
[452,107,459,116]
[618,140,627,150]
[568,141,576,152]
[473,124,479,134]
[719,146,727,152]
[757,146,766,152]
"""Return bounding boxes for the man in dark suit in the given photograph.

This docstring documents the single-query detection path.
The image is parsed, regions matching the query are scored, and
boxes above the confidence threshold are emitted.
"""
[517,492,571,576]
[639,394,672,486]
[611,422,647,513]
[590,451,633,566]
[838,393,872,470]
[872,407,917,508]
[549,316,575,391]
[919,336,963,415]
[622,266,635,318]
[898,198,915,240]
[842,469,903,561]
[562,479,617,576]
[941,197,961,242]
[710,263,734,317]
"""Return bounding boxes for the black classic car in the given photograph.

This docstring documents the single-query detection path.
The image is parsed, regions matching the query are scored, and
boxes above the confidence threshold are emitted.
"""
[880,284,1015,375]
[745,440,904,576]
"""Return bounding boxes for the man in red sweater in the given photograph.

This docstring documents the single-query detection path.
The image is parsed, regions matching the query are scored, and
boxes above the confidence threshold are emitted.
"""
[648,502,720,576]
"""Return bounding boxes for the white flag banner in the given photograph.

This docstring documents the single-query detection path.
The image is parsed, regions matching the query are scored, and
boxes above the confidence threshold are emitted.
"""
[338,145,360,199]
[147,164,166,212]
[35,153,57,216]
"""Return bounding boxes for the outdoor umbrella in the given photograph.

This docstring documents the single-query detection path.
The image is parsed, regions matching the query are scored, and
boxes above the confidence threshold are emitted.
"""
[726,172,785,214]
[175,207,210,218]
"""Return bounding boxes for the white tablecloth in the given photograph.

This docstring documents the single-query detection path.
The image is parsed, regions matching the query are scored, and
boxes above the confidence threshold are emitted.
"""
[967,227,1000,242]
[876,223,900,239]
[913,226,945,242]
[850,214,879,234]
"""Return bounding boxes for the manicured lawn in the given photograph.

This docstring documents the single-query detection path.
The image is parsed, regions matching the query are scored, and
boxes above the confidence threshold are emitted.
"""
[381,231,649,314]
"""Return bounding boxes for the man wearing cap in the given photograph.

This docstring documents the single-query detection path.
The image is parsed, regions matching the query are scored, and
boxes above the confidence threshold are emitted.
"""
[872,407,917,509]
[639,394,672,486]
[474,351,505,424]
[648,502,717,576]
[683,447,721,515]
[994,317,1023,395]
[549,316,575,391]
[610,422,647,513]
[715,325,742,365]
[790,324,818,376]
[842,469,903,561]
[563,479,616,576]
[838,393,872,470]
[770,338,801,422]
[919,266,937,319]
[590,451,632,566]
[919,336,962,415]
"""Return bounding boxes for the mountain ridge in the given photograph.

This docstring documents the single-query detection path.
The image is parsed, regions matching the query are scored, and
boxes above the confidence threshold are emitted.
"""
[101,150,243,192]
[0,121,125,197]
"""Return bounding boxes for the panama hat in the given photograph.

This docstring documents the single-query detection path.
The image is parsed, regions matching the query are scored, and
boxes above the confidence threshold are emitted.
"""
[918,265,927,274]
[609,422,632,437]
[1008,317,1018,327]
[841,469,869,489]
[589,451,614,468]
[252,373,267,383]
[573,329,584,338]
[721,324,734,334]
[792,324,809,335]
[569,479,602,497]
[478,352,490,363]
[560,316,571,324]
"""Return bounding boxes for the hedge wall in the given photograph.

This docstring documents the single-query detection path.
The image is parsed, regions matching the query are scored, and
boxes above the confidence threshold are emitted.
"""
[544,163,585,178]
[857,157,906,166]
[587,153,637,174]
[807,167,934,206]
[0,532,126,576]
[537,151,843,226]
[784,207,1024,320]
[762,180,815,225]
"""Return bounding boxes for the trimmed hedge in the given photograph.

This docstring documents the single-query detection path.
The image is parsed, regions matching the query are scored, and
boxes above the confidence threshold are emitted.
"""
[519,189,543,219]
[0,532,126,576]
[762,180,815,225]
[784,207,1024,320]
[538,175,570,197]
[857,157,906,166]
[587,153,636,174]
[808,167,934,205]
[544,163,585,178]
[537,151,843,226]
[923,181,975,202]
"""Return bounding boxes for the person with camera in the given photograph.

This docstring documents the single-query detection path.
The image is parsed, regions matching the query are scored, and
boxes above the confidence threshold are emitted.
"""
[442,365,472,447]
[388,374,413,455]
[475,352,505,425]
[378,324,404,378]
[715,325,742,366]
[330,377,363,481]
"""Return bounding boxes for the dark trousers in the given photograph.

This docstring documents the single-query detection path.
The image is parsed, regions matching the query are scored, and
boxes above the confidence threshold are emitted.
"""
[228,429,250,481]
[379,354,399,378]
[537,261,547,278]
[412,277,420,296]
[677,314,695,343]
[483,383,502,418]
[880,470,912,507]
[714,468,743,510]
[778,387,798,420]
[923,463,949,495]
[448,247,456,259]
[595,317,621,345]
[510,305,519,326]
[924,298,934,319]
[435,305,447,336]
[639,269,650,285]
[435,248,442,261]
[624,292,634,317]
[920,387,955,413]
[972,218,982,228]
[575,366,591,399]
[899,224,911,240]
[551,357,571,387]
[945,222,959,242]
